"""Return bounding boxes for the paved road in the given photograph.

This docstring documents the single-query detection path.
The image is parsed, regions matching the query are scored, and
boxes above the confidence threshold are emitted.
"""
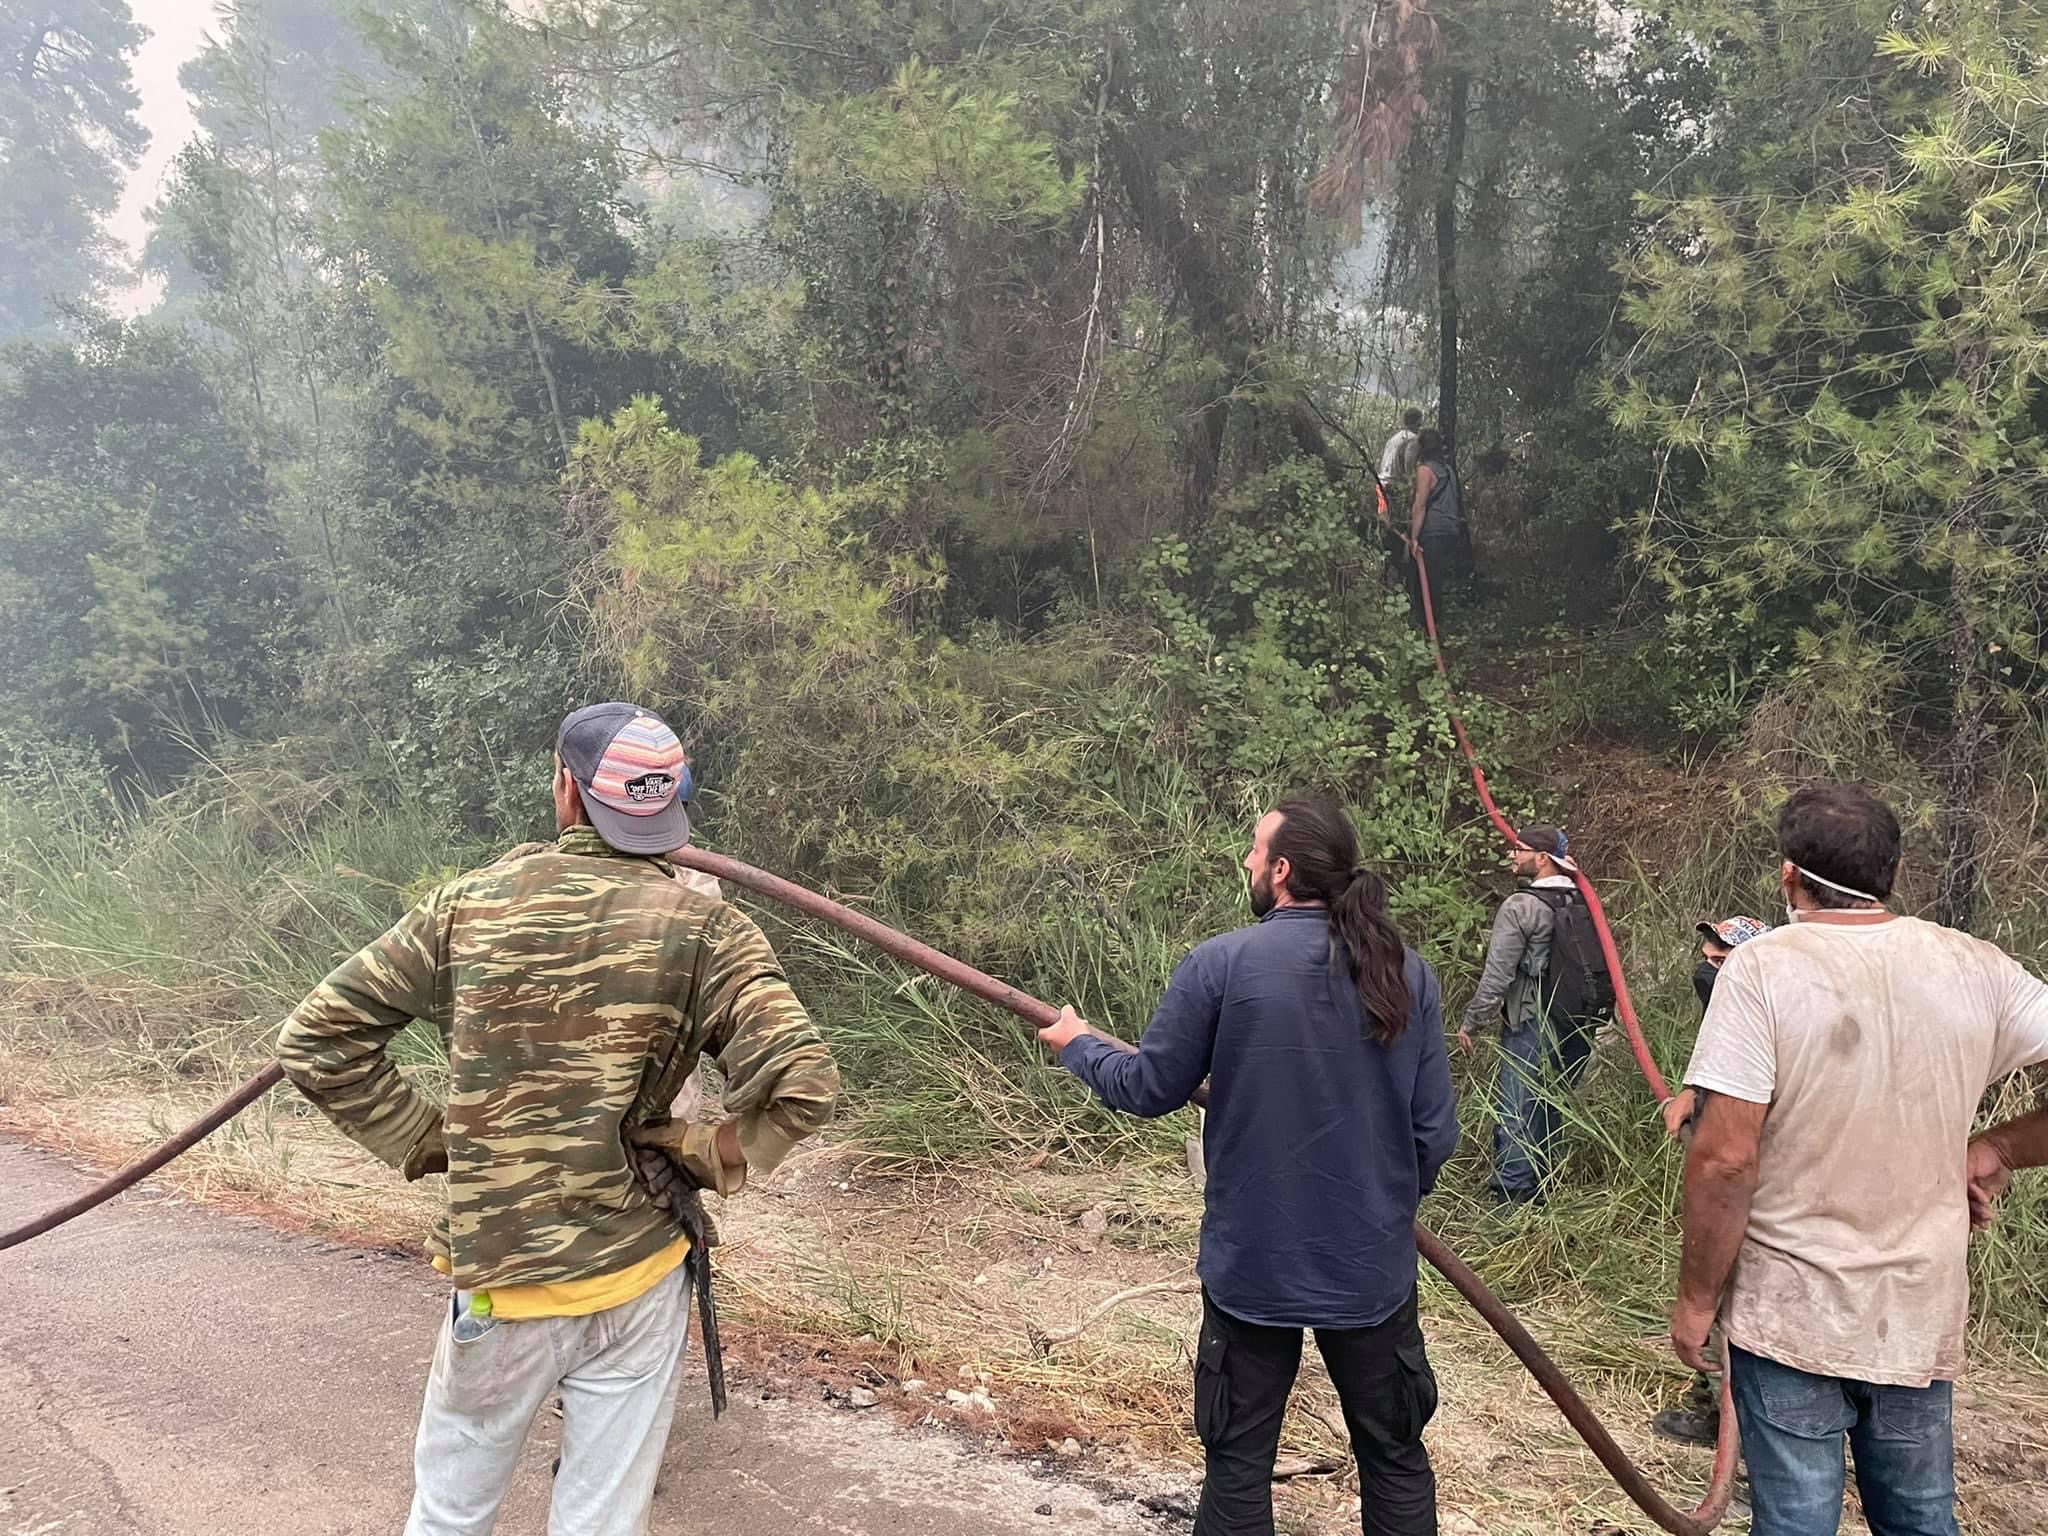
[0,1141,1153,1536]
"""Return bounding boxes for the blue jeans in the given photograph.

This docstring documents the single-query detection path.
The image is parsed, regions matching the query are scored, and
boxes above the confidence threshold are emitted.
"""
[1488,1013,1590,1199]
[1729,1346,1957,1536]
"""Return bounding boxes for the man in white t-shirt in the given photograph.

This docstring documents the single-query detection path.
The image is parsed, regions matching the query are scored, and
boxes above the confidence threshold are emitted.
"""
[1672,782,2048,1536]
[1378,406,1424,487]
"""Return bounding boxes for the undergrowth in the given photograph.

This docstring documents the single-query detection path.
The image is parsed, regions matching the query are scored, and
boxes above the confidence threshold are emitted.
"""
[1,676,2046,1375]
[0,751,482,1080]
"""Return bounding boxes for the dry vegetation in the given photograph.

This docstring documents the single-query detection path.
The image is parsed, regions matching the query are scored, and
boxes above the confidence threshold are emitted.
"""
[7,1022,2045,1536]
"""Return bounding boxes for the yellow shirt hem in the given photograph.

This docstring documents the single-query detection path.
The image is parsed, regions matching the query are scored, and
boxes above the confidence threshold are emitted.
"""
[430,1235,691,1320]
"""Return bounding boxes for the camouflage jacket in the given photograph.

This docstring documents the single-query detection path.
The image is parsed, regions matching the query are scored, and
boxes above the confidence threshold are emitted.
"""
[275,827,839,1288]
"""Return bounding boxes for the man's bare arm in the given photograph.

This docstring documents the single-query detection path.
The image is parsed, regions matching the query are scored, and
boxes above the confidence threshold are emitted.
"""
[1969,1105,2048,1228]
[1672,1091,1767,1370]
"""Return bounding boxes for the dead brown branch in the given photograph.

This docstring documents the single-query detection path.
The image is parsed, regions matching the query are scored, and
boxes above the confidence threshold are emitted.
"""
[1310,0,1444,228]
[1025,1278,1201,1355]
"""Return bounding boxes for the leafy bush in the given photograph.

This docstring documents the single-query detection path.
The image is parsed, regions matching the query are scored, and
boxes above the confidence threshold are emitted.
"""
[1139,459,1499,951]
[0,321,302,780]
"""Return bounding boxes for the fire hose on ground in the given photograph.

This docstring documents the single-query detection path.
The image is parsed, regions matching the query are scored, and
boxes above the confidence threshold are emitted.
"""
[1,835,1734,1535]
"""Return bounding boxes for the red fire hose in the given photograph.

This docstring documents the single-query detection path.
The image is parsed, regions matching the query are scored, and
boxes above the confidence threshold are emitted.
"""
[0,840,1732,1534]
[1409,543,1734,1519]
[1413,549,1671,1097]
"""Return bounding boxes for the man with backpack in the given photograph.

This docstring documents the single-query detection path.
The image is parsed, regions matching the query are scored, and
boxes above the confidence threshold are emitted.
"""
[1459,825,1612,1204]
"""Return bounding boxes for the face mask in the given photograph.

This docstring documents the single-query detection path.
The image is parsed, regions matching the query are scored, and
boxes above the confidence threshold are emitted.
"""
[1693,959,1719,1010]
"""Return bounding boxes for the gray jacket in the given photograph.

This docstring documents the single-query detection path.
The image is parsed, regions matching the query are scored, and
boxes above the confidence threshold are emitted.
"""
[1461,886,1560,1033]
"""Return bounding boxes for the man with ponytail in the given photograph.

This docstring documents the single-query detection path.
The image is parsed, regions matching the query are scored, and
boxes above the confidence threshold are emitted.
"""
[1040,797,1456,1536]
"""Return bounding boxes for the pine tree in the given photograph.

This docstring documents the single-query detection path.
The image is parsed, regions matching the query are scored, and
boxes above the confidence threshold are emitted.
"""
[1611,0,2048,930]
[0,0,147,336]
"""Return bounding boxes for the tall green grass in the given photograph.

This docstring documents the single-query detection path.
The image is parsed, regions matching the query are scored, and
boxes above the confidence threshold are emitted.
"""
[708,750,1256,1168]
[0,751,498,1077]
[0,728,2043,1369]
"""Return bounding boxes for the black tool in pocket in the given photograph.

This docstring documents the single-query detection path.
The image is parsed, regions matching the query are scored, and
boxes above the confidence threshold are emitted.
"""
[632,1144,727,1417]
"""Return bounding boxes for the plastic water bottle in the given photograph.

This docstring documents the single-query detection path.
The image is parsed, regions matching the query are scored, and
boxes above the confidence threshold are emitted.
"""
[452,1288,495,1341]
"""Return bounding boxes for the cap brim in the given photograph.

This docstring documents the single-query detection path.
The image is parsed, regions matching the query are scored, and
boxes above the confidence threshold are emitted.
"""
[1696,921,1723,940]
[583,796,691,856]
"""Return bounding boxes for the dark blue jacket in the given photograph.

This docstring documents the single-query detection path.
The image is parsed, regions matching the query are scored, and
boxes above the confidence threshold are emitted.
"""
[1060,905,1457,1328]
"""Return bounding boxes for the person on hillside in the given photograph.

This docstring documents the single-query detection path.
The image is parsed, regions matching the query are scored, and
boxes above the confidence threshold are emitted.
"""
[1671,783,2048,1536]
[1459,825,1608,1204]
[1379,406,1424,489]
[276,702,840,1536]
[1652,913,1771,1448]
[1375,408,1427,589]
[1041,797,1456,1536]
[1405,429,1464,624]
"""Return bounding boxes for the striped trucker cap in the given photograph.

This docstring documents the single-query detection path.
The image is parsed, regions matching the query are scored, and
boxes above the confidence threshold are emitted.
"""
[555,702,692,855]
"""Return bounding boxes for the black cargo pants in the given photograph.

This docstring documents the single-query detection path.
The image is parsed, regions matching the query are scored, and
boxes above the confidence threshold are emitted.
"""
[1193,1288,1438,1536]
[1403,530,1462,628]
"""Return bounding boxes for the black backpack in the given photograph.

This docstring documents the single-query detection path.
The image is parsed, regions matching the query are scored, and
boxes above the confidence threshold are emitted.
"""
[1525,887,1615,1051]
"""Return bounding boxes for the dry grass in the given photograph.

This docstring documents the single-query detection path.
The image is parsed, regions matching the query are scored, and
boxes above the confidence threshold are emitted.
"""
[5,718,2047,1533]
[9,1037,2045,1536]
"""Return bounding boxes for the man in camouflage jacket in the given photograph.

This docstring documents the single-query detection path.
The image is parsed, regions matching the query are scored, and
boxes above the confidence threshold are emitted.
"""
[277,702,838,1536]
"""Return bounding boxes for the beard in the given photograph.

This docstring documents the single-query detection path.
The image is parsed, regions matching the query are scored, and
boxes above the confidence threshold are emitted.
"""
[1248,867,1277,917]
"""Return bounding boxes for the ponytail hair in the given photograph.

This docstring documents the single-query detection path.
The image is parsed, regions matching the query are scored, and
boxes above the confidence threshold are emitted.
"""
[1334,868,1411,1044]
[1268,798,1413,1044]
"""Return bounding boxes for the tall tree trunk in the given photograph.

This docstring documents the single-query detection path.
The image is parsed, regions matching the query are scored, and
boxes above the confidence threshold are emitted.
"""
[1189,398,1232,516]
[1104,106,1243,521]
[1935,546,1990,933]
[1435,70,1468,451]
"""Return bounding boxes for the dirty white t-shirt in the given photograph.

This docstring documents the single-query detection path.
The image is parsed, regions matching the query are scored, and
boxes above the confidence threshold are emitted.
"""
[1685,915,2048,1386]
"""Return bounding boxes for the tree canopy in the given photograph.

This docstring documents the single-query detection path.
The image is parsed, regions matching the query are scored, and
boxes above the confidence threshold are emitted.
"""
[3,0,2044,926]
[0,0,148,335]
